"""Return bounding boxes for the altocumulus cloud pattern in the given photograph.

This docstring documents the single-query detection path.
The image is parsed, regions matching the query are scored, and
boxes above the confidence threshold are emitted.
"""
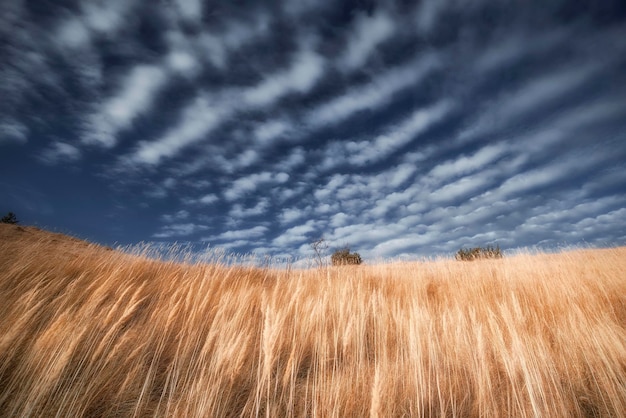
[1,0,625,260]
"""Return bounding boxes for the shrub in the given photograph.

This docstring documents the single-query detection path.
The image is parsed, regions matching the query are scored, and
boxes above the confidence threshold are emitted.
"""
[455,245,502,261]
[331,247,362,266]
[1,212,18,224]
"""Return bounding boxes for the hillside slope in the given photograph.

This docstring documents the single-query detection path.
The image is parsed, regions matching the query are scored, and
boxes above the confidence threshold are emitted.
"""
[1,224,625,417]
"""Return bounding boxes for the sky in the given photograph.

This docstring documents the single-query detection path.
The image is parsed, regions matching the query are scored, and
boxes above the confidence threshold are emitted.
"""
[1,0,626,262]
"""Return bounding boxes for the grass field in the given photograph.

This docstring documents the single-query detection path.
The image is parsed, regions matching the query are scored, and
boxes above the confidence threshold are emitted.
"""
[1,223,625,417]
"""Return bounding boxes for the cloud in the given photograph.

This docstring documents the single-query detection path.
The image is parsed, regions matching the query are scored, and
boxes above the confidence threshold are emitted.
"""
[38,142,82,165]
[216,226,269,241]
[224,172,289,201]
[414,0,449,35]
[175,0,203,22]
[330,212,350,228]
[84,65,168,148]
[279,207,307,225]
[122,42,324,167]
[428,173,492,204]
[82,0,136,36]
[472,28,569,76]
[496,62,601,124]
[388,163,417,188]
[429,143,508,182]
[0,120,29,144]
[198,194,219,205]
[254,119,290,144]
[166,50,198,76]
[153,223,209,238]
[307,54,439,127]
[372,233,436,257]
[54,0,137,50]
[55,18,91,50]
[130,95,227,165]
[340,11,395,71]
[458,54,609,147]
[348,100,452,166]
[272,220,319,247]
[161,210,190,223]
[229,200,270,217]
[198,14,271,69]
[243,49,325,107]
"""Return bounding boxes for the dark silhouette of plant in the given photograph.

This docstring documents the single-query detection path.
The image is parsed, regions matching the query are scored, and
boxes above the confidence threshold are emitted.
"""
[310,237,329,268]
[1,212,18,224]
[331,247,362,266]
[456,245,502,261]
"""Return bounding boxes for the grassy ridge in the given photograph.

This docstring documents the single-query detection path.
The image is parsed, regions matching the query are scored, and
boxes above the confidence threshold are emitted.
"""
[1,224,625,417]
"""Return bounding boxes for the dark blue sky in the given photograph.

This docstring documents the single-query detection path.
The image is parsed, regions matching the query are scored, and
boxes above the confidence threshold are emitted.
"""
[2,0,626,261]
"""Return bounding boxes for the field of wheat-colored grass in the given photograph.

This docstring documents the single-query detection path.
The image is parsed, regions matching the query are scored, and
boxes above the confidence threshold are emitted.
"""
[1,223,625,417]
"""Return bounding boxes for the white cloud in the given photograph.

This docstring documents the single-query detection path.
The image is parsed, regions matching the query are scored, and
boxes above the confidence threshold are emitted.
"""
[161,210,190,223]
[279,207,306,224]
[349,100,452,165]
[153,223,209,238]
[56,18,91,49]
[39,141,81,165]
[199,15,270,69]
[497,162,572,197]
[118,42,324,166]
[429,173,492,204]
[130,95,228,165]
[167,50,198,75]
[459,61,603,145]
[254,119,290,144]
[85,65,167,148]
[340,11,395,71]
[415,0,446,35]
[472,28,569,76]
[368,191,411,218]
[499,63,599,122]
[105,66,166,125]
[307,54,439,127]
[243,49,325,107]
[224,172,271,201]
[224,172,289,201]
[388,163,417,188]
[272,220,318,246]
[217,226,268,241]
[0,120,28,144]
[233,149,259,169]
[275,172,290,183]
[429,143,507,182]
[175,0,202,22]
[54,0,136,50]
[82,0,134,36]
[314,174,348,200]
[330,212,350,228]
[275,147,306,172]
[199,194,219,204]
[229,200,270,217]
[198,34,227,69]
[330,224,400,249]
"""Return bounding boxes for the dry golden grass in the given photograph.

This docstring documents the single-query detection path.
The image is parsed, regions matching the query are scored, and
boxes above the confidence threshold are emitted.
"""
[1,223,625,417]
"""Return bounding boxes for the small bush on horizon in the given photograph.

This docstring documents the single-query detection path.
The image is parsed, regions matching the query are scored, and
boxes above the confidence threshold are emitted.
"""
[331,247,362,266]
[1,212,18,224]
[455,245,502,261]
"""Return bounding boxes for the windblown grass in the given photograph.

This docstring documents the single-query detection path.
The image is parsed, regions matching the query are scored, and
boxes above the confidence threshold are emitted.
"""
[1,224,625,417]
